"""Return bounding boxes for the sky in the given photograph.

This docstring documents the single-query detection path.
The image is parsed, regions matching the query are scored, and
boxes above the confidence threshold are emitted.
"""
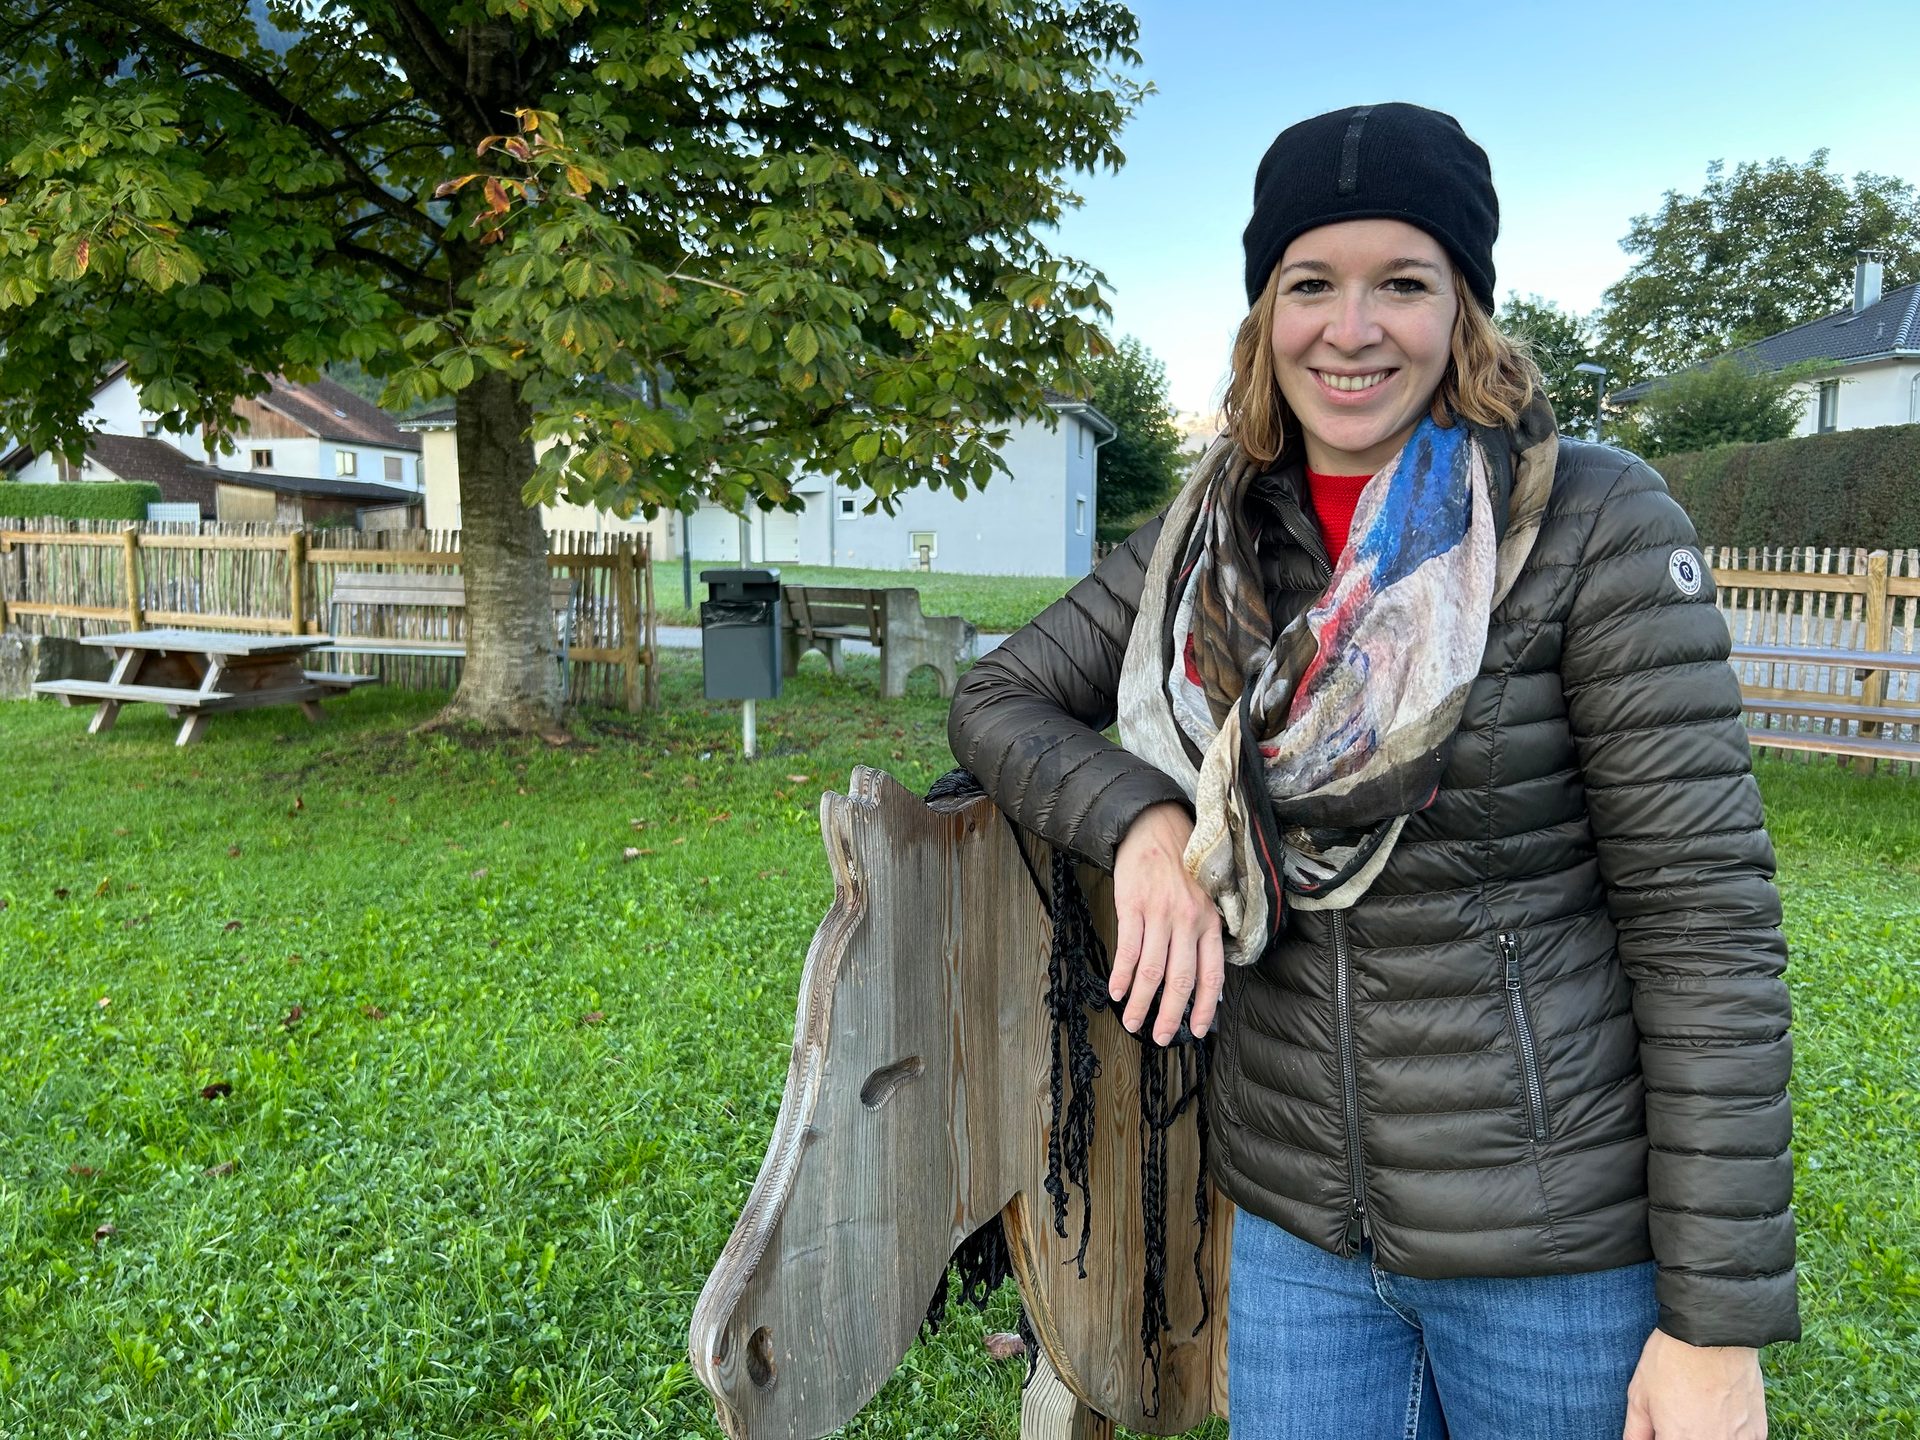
[1047,0,1920,416]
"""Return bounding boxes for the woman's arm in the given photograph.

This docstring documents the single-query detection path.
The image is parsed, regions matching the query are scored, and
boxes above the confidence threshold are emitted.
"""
[947,516,1190,872]
[948,516,1226,1043]
[1559,455,1799,1350]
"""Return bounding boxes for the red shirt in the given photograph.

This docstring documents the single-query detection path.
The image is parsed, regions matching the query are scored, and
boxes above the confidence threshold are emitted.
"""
[1304,468,1371,562]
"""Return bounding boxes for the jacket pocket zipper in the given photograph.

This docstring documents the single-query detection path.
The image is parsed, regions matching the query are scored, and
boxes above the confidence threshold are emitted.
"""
[1333,910,1368,1252]
[1499,931,1551,1143]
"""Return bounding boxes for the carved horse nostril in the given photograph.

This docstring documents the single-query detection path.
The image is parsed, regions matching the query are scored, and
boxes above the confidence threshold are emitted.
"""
[860,1056,925,1109]
[747,1326,776,1389]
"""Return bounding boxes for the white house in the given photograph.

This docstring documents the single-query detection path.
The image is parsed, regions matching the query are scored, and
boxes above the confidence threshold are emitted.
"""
[3,365,426,509]
[414,392,1115,577]
[1615,251,1920,435]
[683,394,1115,576]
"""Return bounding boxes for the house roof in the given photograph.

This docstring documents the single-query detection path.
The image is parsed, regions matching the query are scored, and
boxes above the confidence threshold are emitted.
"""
[1615,281,1920,402]
[1041,387,1119,439]
[215,469,421,505]
[396,404,457,431]
[78,435,225,516]
[257,374,422,451]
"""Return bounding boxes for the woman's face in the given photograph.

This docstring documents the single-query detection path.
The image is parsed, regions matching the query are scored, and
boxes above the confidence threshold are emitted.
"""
[1268,218,1460,475]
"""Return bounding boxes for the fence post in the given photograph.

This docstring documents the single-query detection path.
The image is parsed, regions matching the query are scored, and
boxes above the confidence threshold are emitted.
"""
[616,535,643,713]
[1856,550,1892,774]
[121,527,144,631]
[642,533,658,710]
[286,528,308,634]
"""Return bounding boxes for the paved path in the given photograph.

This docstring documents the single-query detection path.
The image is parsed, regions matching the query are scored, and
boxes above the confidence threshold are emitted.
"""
[655,625,1009,656]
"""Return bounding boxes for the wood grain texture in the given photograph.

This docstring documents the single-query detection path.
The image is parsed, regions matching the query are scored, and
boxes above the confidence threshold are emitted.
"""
[690,769,1229,1440]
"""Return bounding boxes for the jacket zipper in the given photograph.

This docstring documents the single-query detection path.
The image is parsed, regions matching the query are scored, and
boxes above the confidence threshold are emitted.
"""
[1274,497,1333,584]
[1333,910,1368,1252]
[1499,931,1551,1142]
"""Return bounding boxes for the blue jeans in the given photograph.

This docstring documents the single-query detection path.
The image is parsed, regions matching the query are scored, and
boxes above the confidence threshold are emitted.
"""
[1228,1208,1658,1439]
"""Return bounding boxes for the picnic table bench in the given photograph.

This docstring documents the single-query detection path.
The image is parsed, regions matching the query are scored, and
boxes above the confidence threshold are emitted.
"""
[1730,642,1920,763]
[33,629,373,746]
[321,570,577,695]
[781,584,976,699]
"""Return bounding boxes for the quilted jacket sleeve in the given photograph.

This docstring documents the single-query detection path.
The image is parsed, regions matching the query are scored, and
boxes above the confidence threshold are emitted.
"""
[946,516,1190,872]
[1559,457,1799,1348]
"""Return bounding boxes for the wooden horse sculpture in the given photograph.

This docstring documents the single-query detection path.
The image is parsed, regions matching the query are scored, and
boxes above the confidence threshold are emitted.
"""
[690,767,1232,1439]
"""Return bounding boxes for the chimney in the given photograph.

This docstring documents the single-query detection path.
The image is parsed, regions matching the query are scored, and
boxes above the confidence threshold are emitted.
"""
[1854,249,1887,313]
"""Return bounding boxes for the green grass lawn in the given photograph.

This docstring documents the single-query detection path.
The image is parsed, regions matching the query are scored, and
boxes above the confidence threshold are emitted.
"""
[1,664,1916,1438]
[650,560,1076,633]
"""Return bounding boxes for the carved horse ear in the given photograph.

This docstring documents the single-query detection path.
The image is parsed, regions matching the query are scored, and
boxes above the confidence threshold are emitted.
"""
[689,768,1229,1440]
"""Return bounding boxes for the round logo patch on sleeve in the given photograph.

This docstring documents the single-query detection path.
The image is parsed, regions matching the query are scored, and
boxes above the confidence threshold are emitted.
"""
[1668,548,1703,596]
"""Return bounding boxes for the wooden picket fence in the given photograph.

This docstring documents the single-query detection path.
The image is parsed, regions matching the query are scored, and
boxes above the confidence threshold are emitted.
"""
[1707,546,1920,758]
[0,518,658,711]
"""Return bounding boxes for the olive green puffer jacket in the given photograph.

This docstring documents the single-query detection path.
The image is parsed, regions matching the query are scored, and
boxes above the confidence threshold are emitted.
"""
[947,436,1799,1348]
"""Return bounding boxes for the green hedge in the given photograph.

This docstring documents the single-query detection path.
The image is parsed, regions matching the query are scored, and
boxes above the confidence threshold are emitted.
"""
[0,481,163,521]
[1652,423,1920,551]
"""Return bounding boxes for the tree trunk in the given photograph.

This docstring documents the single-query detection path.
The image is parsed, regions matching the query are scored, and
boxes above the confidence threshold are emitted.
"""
[431,366,565,734]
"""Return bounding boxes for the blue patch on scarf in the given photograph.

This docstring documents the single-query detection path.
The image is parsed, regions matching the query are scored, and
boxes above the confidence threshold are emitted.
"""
[1351,418,1471,589]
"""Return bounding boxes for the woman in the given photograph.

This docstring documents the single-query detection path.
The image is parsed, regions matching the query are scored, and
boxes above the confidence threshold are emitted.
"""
[949,103,1795,1439]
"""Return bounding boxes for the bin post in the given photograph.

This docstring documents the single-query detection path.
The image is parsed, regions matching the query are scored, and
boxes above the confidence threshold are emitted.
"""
[699,567,783,758]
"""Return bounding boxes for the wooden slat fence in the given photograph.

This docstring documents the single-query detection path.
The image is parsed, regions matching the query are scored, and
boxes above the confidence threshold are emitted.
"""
[0,517,657,711]
[1707,545,1920,761]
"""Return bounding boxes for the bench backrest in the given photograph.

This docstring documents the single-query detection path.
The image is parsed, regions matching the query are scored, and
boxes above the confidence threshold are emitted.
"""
[328,570,575,637]
[783,585,888,643]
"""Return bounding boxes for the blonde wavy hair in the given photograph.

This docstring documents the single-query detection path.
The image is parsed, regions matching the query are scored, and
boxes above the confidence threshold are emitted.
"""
[1222,264,1541,466]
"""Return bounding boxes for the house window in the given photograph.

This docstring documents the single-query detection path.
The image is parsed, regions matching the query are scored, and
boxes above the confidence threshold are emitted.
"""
[1077,424,1086,458]
[1816,380,1839,433]
[384,456,403,482]
[251,448,272,469]
[839,496,857,517]
[142,420,160,437]
[909,531,936,570]
[336,451,359,477]
[1075,494,1088,535]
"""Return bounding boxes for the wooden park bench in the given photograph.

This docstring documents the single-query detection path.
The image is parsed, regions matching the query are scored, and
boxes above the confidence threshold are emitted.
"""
[1731,643,1920,764]
[781,585,976,699]
[322,571,577,695]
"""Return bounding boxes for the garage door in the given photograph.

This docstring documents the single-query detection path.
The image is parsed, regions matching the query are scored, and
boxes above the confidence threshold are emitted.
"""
[760,506,801,563]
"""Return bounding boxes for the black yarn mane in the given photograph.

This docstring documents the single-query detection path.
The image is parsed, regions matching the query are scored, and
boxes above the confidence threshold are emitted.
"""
[918,769,1212,1418]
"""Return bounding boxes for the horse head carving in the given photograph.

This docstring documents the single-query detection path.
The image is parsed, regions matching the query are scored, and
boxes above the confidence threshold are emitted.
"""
[690,767,1229,1438]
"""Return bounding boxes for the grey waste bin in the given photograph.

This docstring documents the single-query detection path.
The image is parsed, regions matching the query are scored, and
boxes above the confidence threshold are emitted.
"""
[700,568,783,701]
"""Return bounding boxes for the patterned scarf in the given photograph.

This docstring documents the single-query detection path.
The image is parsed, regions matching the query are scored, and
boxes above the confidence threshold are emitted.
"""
[1118,398,1557,966]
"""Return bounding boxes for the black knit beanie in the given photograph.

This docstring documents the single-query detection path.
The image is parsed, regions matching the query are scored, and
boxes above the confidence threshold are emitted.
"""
[1242,103,1498,312]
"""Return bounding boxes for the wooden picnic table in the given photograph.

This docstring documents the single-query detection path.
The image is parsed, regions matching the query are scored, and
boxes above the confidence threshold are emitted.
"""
[32,628,375,746]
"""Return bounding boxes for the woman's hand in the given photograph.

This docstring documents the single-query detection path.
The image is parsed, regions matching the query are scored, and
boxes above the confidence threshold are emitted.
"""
[1624,1330,1766,1439]
[1109,802,1226,1045]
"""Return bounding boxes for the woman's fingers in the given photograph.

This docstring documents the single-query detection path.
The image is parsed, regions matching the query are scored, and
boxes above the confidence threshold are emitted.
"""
[1109,904,1143,1004]
[1189,922,1226,1039]
[1122,915,1170,1035]
[1153,919,1199,1045]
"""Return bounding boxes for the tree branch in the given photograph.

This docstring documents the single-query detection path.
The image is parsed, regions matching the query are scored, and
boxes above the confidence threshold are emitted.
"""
[84,0,441,242]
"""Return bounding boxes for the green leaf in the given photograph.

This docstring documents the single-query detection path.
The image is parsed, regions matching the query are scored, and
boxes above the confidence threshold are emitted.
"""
[440,352,475,391]
[851,431,882,464]
[784,322,820,366]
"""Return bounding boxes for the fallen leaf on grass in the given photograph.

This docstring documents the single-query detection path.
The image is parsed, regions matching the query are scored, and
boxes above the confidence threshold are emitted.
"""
[223,920,243,933]
[622,847,643,862]
[785,773,811,783]
[113,827,128,837]
[122,914,150,929]
[202,1160,237,1178]
[361,1005,387,1020]
[68,1164,98,1177]
[756,869,788,880]
[578,1010,606,1026]
[680,775,698,788]
[53,887,69,900]
[706,811,732,824]
[629,818,649,830]
[227,845,242,858]
[631,848,655,857]
[279,1005,303,1030]
[92,1224,117,1246]
[470,868,490,880]
[96,996,111,1010]
[671,837,687,846]
[93,877,112,897]
[286,953,302,966]
[200,1082,233,1100]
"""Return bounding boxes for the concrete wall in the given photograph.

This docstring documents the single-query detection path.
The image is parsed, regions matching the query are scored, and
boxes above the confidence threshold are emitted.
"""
[1789,359,1920,436]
